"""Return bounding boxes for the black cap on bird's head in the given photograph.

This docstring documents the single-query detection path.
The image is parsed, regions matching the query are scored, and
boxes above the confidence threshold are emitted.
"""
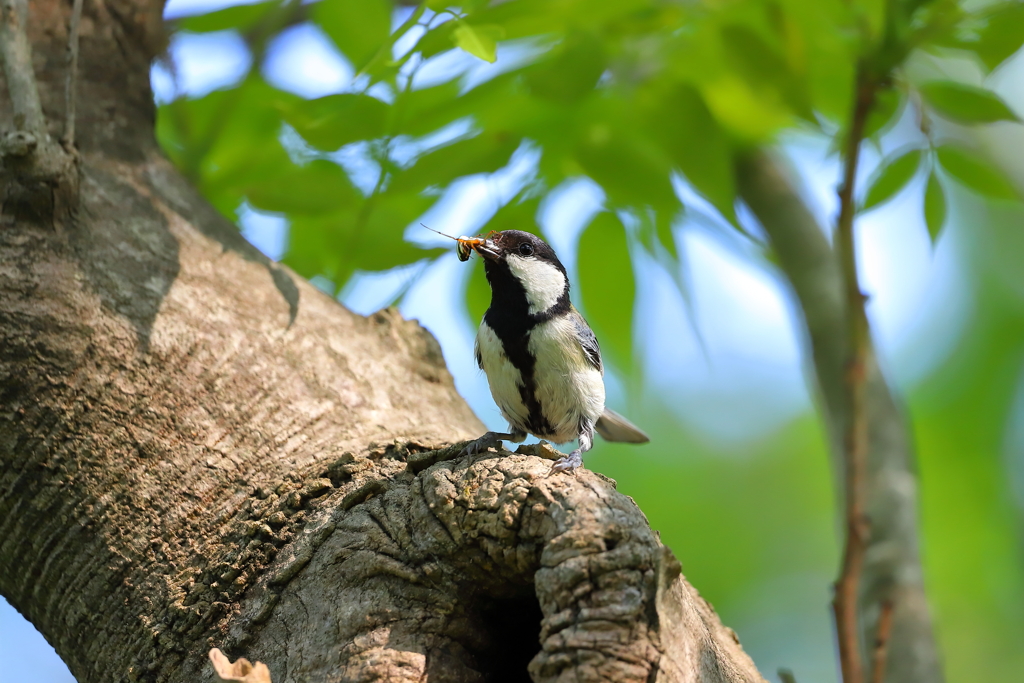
[474,230,565,271]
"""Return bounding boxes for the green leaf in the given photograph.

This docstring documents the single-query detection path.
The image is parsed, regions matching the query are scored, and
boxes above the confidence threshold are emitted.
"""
[655,212,678,259]
[924,170,947,243]
[156,78,302,215]
[247,159,362,214]
[482,193,543,234]
[279,94,390,150]
[357,240,445,271]
[862,149,923,211]
[574,119,678,214]
[578,212,634,367]
[919,81,1021,125]
[390,81,464,137]
[283,190,441,285]
[859,0,886,42]
[157,81,290,176]
[720,24,812,121]
[452,21,504,63]
[974,3,1024,71]
[936,145,1019,200]
[357,193,442,270]
[523,32,605,104]
[412,21,458,60]
[176,2,276,33]
[388,134,520,194]
[643,85,735,223]
[283,212,357,285]
[863,88,904,140]
[315,0,392,71]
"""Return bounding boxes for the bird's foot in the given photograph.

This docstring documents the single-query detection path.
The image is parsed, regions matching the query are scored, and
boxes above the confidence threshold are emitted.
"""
[461,431,511,456]
[548,448,584,475]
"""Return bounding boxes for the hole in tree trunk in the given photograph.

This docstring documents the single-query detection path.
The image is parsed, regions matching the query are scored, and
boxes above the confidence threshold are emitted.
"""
[473,592,544,682]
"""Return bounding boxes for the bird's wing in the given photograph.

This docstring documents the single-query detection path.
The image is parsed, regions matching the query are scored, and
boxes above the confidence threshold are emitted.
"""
[569,307,602,373]
[595,408,650,443]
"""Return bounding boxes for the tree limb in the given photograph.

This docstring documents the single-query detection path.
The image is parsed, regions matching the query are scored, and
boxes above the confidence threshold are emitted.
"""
[64,0,84,148]
[870,600,895,683]
[0,157,766,679]
[0,2,767,680]
[736,150,943,683]
[0,0,77,219]
[0,0,46,137]
[832,67,878,683]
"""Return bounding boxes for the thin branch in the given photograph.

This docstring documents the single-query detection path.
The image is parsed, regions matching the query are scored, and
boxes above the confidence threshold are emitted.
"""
[0,0,47,137]
[0,0,74,185]
[832,65,878,683]
[870,600,895,683]
[64,0,85,148]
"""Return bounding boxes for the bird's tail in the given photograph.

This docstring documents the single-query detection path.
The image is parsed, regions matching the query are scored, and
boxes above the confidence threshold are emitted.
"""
[595,408,650,444]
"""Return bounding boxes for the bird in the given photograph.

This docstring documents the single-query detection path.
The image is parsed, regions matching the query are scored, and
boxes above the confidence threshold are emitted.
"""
[459,228,649,473]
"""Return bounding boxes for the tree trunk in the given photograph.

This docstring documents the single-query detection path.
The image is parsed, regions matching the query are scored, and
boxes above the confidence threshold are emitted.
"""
[737,151,942,683]
[0,1,764,681]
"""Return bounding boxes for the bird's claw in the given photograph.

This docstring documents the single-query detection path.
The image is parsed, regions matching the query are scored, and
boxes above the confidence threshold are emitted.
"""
[461,432,503,456]
[548,450,583,475]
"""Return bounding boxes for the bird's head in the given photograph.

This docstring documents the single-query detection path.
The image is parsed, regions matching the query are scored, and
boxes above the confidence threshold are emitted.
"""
[473,230,569,315]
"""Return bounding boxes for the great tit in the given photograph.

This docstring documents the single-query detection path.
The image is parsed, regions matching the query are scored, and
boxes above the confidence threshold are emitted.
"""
[460,229,649,472]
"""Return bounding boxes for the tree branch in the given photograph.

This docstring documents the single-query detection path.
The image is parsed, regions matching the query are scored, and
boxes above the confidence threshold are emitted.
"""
[64,0,85,148]
[0,0,77,218]
[832,67,878,683]
[0,0,45,137]
[736,150,944,683]
[0,5,770,674]
[870,600,895,683]
[0,154,768,680]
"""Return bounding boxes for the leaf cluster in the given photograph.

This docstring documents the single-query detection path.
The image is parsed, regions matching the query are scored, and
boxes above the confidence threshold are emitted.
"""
[157,0,1024,359]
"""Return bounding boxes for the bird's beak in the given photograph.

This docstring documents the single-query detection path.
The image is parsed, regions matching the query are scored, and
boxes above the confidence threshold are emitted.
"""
[474,239,501,260]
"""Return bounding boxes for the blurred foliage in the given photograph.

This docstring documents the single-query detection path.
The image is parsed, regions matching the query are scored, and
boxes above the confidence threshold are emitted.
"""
[157,0,1024,298]
[155,0,1024,680]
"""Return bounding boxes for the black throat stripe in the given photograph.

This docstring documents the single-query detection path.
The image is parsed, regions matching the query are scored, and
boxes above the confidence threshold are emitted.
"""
[483,259,570,437]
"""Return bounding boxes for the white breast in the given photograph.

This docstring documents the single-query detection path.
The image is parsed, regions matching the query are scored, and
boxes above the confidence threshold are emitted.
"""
[505,255,567,315]
[527,316,605,443]
[475,321,529,429]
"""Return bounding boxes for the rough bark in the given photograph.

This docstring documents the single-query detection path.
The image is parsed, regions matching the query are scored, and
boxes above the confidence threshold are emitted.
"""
[736,150,942,683]
[0,1,765,681]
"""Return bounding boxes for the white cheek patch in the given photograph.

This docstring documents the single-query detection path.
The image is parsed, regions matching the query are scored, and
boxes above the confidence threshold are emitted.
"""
[505,254,567,315]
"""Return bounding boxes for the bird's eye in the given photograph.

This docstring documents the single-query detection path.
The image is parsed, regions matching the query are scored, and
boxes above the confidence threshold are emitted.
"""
[518,243,535,256]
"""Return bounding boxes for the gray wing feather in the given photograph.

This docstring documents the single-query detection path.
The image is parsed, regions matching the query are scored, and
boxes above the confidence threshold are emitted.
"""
[595,408,650,444]
[570,309,603,373]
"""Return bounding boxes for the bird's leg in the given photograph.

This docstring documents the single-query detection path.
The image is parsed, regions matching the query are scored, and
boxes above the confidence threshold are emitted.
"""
[550,421,594,474]
[462,428,527,455]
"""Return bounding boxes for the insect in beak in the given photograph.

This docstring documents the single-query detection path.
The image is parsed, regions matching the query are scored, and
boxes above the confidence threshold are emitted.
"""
[421,224,494,262]
[473,237,501,260]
